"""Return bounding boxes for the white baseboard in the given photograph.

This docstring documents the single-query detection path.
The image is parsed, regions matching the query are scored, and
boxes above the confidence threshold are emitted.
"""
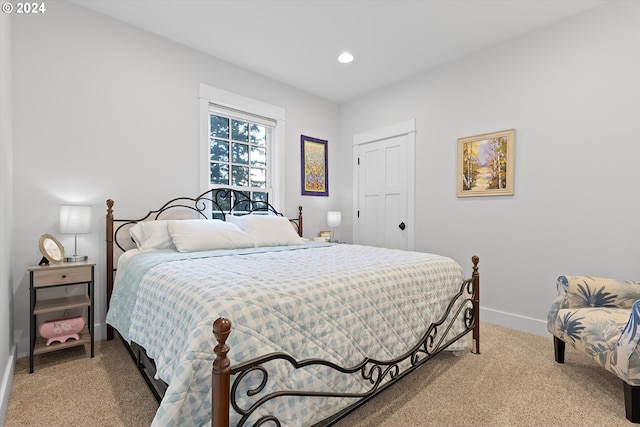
[480,307,549,337]
[0,344,16,427]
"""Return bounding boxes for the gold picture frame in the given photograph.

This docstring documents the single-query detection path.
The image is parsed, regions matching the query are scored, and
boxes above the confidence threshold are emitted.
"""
[457,129,514,197]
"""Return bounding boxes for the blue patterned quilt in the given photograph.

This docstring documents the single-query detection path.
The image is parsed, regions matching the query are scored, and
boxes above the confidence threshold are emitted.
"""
[106,242,467,426]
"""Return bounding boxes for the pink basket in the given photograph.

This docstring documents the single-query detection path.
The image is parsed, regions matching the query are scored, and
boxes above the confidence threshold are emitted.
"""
[38,316,86,346]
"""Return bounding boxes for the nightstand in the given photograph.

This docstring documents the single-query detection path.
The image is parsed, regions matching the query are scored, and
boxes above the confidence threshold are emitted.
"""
[28,261,95,373]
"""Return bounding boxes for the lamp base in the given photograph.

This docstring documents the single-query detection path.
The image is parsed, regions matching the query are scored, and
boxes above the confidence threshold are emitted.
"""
[64,255,88,262]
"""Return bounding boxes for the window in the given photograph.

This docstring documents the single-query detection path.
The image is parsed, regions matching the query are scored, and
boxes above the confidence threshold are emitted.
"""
[208,111,271,203]
[199,84,286,212]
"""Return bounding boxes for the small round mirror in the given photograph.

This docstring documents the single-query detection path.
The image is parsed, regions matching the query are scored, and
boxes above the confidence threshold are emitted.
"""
[39,234,65,264]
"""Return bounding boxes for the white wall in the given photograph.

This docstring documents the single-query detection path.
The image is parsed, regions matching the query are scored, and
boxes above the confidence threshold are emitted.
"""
[0,8,15,425]
[10,1,339,356]
[339,0,640,336]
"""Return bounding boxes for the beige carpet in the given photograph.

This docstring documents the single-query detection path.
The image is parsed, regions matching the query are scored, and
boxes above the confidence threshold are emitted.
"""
[5,323,633,426]
[6,338,157,427]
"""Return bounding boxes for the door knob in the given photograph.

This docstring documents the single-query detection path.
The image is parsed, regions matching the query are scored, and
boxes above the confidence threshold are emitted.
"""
[398,222,406,230]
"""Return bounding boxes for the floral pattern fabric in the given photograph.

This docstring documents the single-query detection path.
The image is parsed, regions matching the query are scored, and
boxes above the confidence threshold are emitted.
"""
[548,275,640,384]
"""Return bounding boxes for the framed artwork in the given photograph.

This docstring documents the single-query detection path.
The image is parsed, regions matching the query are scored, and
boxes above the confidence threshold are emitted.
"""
[301,135,329,196]
[38,234,64,264]
[457,129,514,197]
[319,230,331,242]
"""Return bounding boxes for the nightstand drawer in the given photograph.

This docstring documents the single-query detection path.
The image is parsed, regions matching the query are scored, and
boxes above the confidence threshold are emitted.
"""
[32,266,92,287]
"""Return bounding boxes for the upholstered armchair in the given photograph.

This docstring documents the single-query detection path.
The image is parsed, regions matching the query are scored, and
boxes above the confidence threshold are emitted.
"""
[548,275,640,422]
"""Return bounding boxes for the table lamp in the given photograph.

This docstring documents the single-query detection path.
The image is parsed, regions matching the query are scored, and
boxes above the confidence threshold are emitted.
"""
[327,211,341,243]
[60,205,91,262]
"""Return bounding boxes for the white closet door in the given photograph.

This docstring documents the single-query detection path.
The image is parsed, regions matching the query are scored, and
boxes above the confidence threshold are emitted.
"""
[353,115,416,251]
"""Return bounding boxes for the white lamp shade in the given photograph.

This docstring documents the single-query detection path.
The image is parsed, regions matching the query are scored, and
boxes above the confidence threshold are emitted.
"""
[60,206,92,234]
[327,211,342,228]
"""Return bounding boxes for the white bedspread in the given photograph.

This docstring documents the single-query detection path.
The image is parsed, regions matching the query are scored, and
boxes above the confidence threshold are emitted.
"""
[106,242,467,426]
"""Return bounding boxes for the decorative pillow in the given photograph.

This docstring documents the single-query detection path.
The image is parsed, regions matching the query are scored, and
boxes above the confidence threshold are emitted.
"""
[167,219,255,252]
[129,220,174,251]
[228,214,304,247]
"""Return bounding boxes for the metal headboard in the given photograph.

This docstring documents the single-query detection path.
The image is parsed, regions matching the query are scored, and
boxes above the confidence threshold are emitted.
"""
[110,188,302,253]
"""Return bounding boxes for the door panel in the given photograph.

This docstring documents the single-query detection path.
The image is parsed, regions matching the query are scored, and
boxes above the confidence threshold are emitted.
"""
[362,195,380,247]
[357,135,408,249]
[384,193,404,250]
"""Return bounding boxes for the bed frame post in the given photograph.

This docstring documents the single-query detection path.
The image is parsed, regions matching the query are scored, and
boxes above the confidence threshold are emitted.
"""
[212,317,232,427]
[297,205,303,237]
[106,199,115,341]
[472,255,480,354]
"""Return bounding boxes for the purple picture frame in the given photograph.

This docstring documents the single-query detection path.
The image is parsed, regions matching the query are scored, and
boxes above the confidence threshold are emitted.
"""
[300,135,328,196]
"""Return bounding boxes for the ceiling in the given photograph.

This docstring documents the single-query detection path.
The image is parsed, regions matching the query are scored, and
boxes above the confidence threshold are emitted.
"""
[71,0,609,104]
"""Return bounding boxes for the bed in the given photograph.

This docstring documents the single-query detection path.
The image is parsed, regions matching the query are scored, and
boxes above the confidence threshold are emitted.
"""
[105,188,480,427]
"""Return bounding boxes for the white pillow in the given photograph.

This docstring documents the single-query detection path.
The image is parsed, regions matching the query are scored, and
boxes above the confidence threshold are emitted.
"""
[229,214,304,247]
[167,219,255,252]
[129,220,174,251]
[225,214,243,228]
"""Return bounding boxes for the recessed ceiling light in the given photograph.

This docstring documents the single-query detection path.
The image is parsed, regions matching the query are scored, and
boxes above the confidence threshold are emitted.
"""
[338,52,354,64]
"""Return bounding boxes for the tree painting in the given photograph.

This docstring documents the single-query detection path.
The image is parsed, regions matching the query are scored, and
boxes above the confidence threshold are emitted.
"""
[458,129,513,197]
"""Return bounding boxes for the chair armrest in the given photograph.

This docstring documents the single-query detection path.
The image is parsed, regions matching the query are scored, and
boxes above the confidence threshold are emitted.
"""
[563,275,640,309]
[612,301,640,381]
[547,276,570,335]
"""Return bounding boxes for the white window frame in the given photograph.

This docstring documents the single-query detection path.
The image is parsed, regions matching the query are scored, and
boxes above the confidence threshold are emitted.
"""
[199,83,286,209]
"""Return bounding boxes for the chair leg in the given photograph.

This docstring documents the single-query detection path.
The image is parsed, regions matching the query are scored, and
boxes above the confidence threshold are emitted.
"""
[553,336,565,363]
[623,382,640,423]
